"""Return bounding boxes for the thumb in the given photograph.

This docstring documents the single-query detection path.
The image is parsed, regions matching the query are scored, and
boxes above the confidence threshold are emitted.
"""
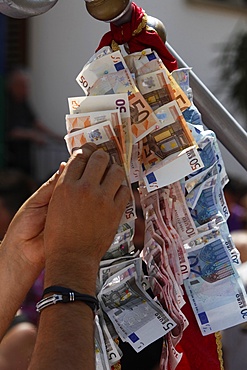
[24,165,65,209]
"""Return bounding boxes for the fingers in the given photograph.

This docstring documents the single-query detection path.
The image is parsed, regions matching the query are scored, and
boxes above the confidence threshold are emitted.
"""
[55,143,129,214]
[26,170,61,209]
[114,184,131,212]
[101,162,130,218]
[81,149,110,185]
[82,149,130,209]
[101,163,126,196]
[58,162,66,175]
[62,143,98,182]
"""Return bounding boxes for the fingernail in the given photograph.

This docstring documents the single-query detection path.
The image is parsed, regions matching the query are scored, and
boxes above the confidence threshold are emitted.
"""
[58,162,66,174]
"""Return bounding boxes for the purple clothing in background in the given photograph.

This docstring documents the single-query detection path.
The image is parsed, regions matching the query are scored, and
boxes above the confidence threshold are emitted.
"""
[21,270,44,325]
[227,204,247,232]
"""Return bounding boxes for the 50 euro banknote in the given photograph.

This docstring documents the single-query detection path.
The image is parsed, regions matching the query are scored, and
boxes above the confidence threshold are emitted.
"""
[125,48,191,112]
[68,93,132,168]
[65,109,126,161]
[76,50,135,95]
[124,48,164,77]
[136,63,191,113]
[65,109,121,134]
[140,101,203,191]
[83,67,160,144]
[75,50,161,144]
[64,120,136,225]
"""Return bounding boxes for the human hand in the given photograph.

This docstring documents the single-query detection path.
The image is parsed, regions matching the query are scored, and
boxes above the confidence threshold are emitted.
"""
[1,168,62,278]
[44,143,130,293]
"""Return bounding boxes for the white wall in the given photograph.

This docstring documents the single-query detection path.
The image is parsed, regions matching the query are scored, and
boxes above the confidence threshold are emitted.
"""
[29,0,247,180]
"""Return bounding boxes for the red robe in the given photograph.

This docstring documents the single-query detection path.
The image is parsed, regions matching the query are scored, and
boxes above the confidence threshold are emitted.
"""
[96,2,178,72]
[175,288,223,370]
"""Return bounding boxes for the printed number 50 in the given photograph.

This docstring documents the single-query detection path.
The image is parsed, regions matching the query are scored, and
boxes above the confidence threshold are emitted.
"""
[131,99,149,124]
[190,158,201,171]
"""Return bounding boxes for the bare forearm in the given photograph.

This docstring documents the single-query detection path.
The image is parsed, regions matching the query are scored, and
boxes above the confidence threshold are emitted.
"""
[27,146,129,368]
[29,258,98,369]
[29,304,95,370]
[0,242,39,340]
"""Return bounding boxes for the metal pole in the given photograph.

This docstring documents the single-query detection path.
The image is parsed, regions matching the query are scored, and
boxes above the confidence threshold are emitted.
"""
[0,0,59,18]
[167,42,247,172]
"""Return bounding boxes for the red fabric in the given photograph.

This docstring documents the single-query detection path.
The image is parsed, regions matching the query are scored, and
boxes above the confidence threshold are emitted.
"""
[175,287,223,370]
[96,2,178,72]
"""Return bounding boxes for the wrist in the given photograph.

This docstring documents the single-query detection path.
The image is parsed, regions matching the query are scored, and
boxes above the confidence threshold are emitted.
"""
[0,238,27,277]
[44,256,99,296]
[1,236,43,282]
[0,240,40,335]
[36,286,99,316]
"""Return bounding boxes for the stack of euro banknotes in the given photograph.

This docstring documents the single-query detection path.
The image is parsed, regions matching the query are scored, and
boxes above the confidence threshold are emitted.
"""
[64,46,247,370]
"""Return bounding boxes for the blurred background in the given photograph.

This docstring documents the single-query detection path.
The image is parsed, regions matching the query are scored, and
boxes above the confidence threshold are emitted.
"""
[0,0,247,183]
[0,2,247,369]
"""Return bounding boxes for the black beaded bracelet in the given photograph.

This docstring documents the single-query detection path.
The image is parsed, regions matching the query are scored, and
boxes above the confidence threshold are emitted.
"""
[36,285,99,314]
